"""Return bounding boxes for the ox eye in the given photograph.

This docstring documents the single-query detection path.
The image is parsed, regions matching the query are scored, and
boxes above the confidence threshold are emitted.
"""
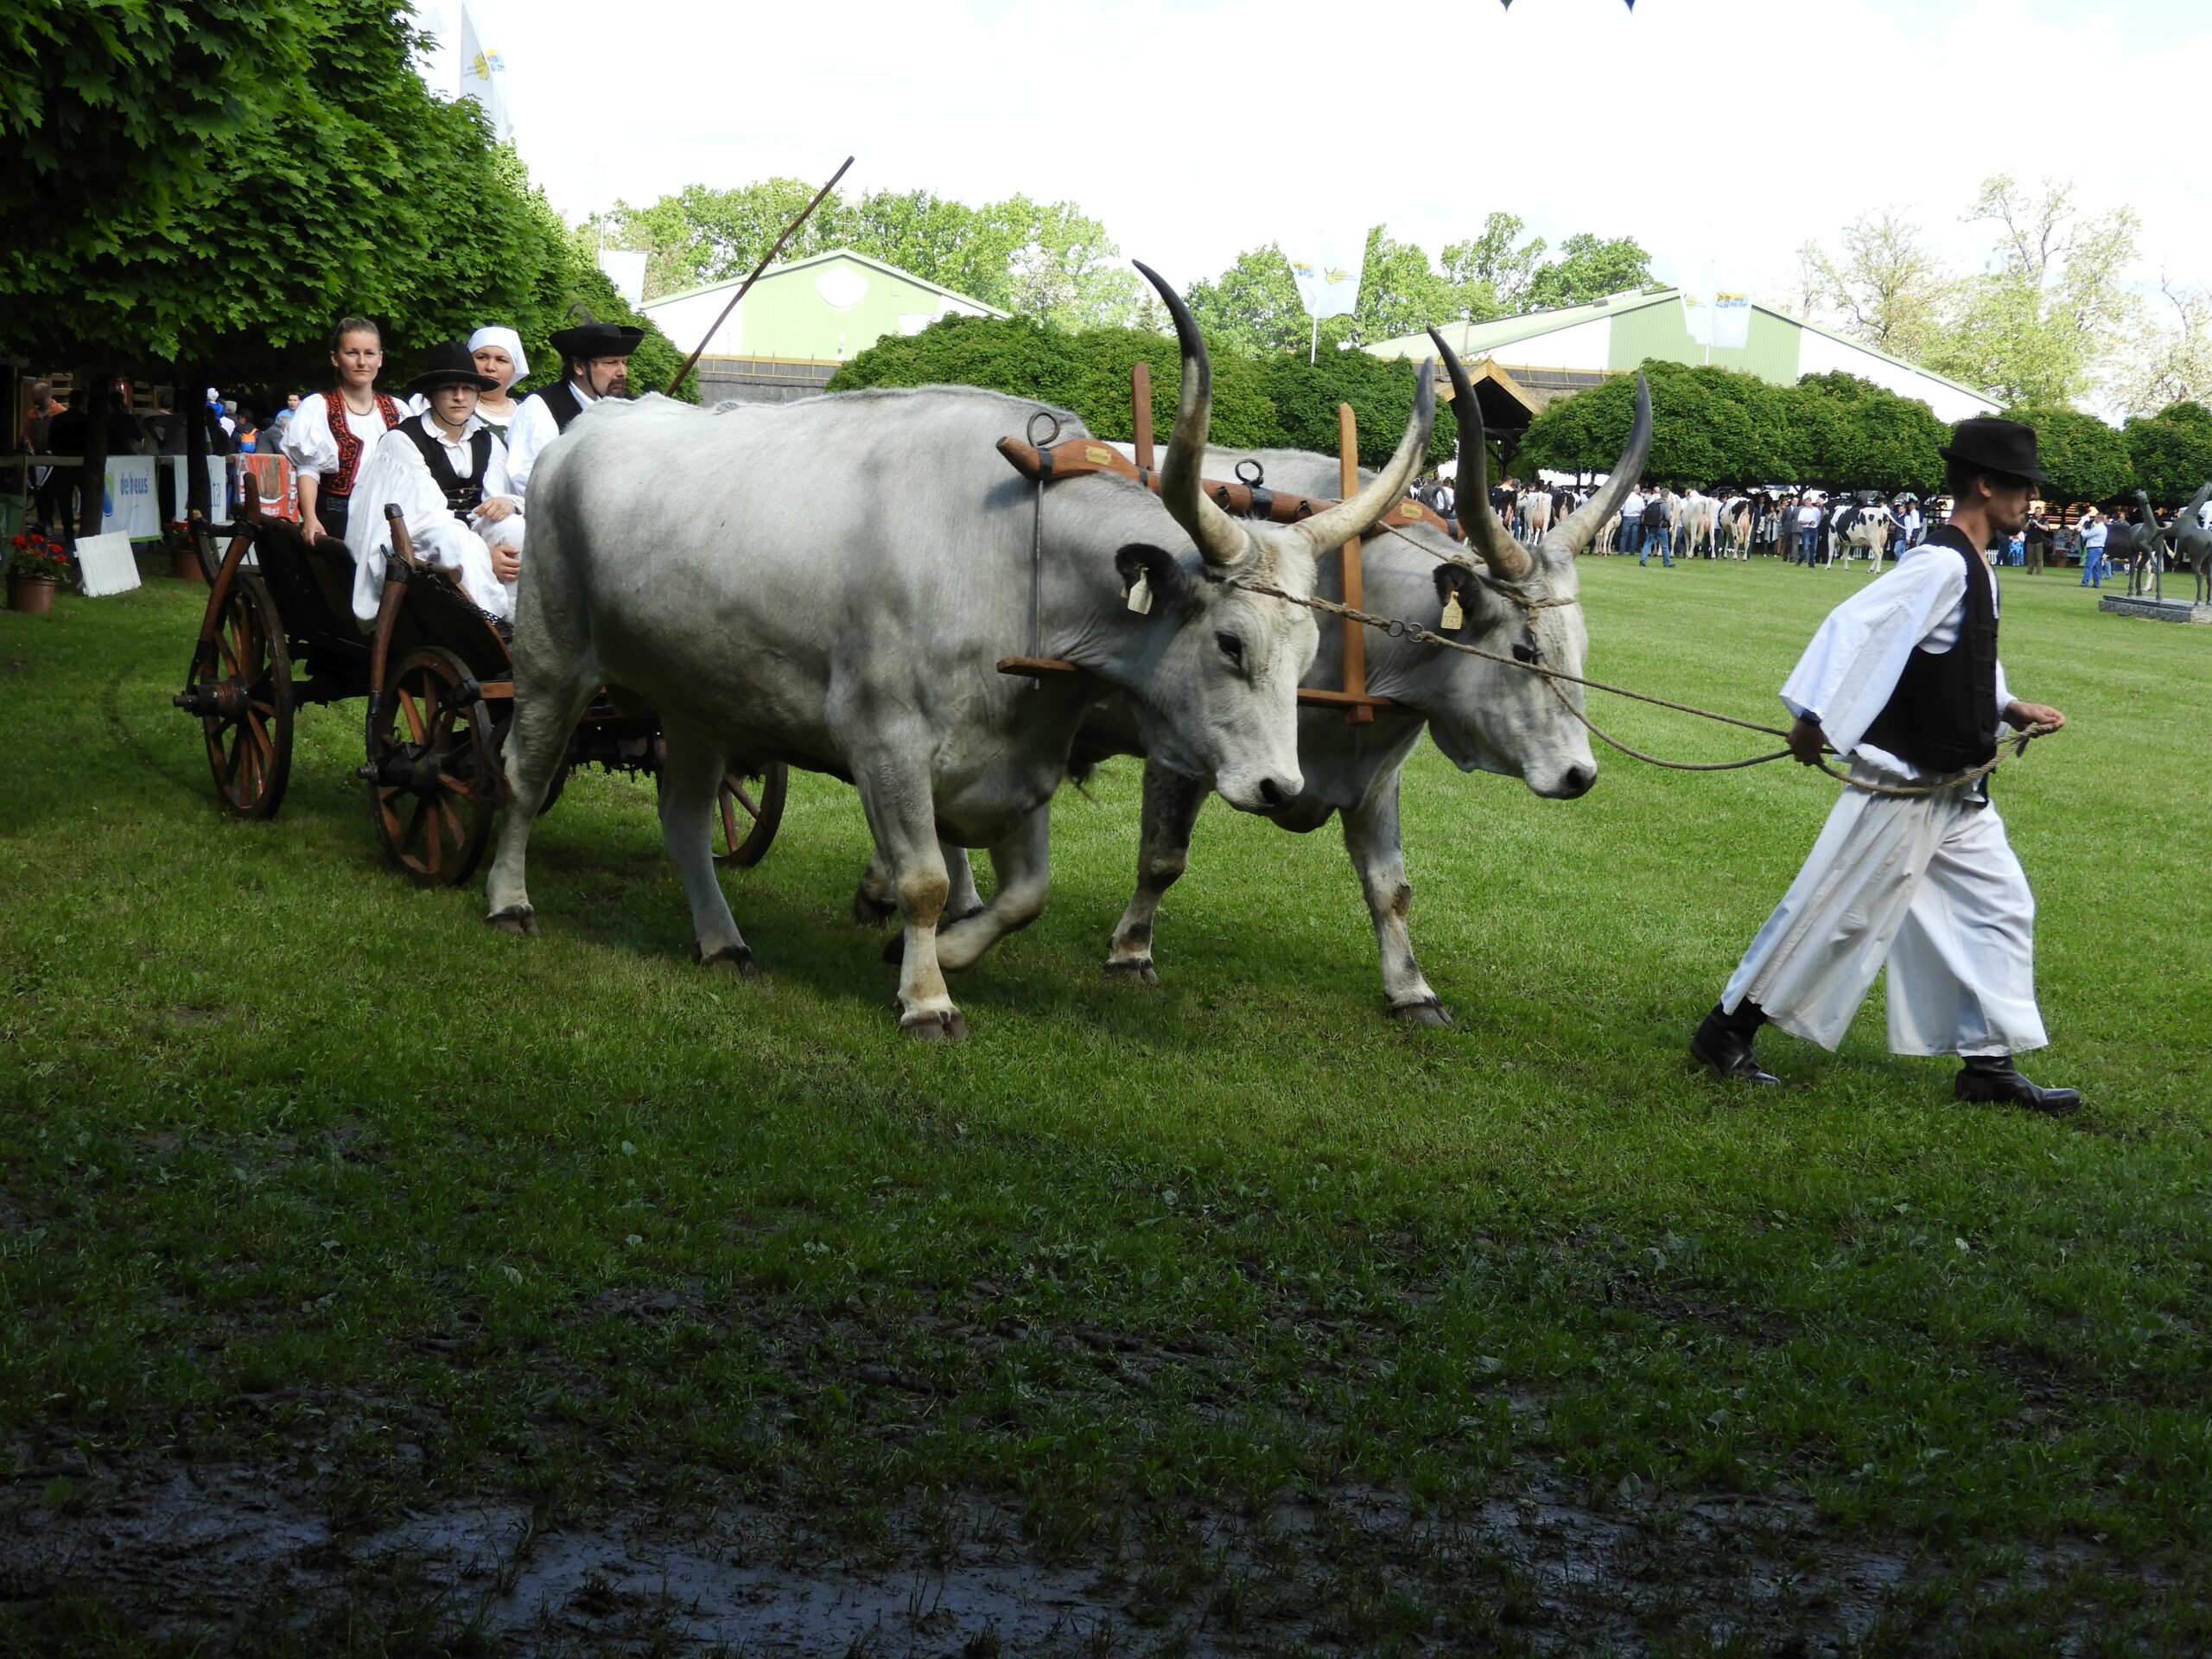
[1215,632,1245,667]
[1513,643,1538,664]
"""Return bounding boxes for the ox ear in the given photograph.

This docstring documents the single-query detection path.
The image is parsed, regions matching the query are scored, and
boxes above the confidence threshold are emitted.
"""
[1114,543,1195,618]
[1431,563,1487,633]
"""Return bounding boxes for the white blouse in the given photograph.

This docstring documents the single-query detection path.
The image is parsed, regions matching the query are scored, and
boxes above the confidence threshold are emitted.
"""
[281,392,410,483]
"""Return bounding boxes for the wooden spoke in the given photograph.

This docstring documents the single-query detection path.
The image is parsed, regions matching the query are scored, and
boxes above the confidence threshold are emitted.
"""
[365,645,498,888]
[191,575,292,821]
[397,687,426,744]
[712,764,788,868]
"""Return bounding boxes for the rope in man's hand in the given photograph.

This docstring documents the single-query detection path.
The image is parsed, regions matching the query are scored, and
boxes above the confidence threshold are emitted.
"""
[1237,579,2061,800]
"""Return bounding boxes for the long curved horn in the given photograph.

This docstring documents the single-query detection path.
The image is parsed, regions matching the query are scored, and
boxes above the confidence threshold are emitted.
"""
[1543,372,1653,558]
[1135,260,1247,569]
[1295,359,1436,555]
[1428,327,1530,580]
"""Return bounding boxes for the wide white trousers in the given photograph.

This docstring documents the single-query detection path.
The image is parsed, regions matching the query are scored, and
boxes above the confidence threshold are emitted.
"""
[1722,768,2047,1058]
[414,514,524,623]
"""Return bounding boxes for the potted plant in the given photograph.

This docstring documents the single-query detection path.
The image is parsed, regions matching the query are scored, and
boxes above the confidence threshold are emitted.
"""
[167,519,206,582]
[6,531,75,614]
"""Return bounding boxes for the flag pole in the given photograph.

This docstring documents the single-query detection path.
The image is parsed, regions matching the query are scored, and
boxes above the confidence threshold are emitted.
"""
[666,156,855,399]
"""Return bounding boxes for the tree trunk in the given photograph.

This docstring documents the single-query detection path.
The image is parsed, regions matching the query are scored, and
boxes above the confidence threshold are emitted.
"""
[75,365,111,548]
[184,368,212,525]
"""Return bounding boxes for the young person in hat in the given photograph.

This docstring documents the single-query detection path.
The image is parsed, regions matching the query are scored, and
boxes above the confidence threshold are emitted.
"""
[284,317,408,546]
[502,319,644,497]
[346,340,525,625]
[1689,416,2078,1114]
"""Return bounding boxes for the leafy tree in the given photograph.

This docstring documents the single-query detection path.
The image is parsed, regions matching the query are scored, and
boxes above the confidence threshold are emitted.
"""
[1521,232,1655,310]
[1521,361,1788,486]
[2004,405,2133,504]
[1795,210,1955,365]
[1789,372,1945,493]
[1348,226,1455,346]
[2120,401,2212,505]
[2117,281,2212,416]
[1924,174,2142,408]
[1440,213,1547,321]
[1185,245,1311,357]
[591,181,1142,329]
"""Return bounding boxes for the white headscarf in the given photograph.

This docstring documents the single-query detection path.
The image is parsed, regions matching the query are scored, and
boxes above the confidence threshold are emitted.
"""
[467,326,530,391]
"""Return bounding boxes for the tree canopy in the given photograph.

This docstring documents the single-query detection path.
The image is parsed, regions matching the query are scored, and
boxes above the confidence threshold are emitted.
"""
[0,0,686,394]
[1518,362,1946,493]
[585,182,1143,331]
[2120,401,2212,505]
[1798,175,2152,416]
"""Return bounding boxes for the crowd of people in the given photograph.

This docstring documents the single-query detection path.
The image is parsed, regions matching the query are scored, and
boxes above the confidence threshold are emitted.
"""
[1408,469,2209,589]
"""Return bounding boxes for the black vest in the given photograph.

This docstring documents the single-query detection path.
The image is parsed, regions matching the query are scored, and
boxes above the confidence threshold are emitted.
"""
[537,380,588,433]
[403,418,493,523]
[1859,525,1999,773]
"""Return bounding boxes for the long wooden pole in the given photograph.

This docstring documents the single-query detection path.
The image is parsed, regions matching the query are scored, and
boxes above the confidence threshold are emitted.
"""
[665,156,855,399]
[1336,403,1373,726]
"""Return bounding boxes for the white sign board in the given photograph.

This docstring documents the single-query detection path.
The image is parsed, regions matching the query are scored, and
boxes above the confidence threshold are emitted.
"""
[164,457,230,521]
[73,531,143,598]
[101,456,159,538]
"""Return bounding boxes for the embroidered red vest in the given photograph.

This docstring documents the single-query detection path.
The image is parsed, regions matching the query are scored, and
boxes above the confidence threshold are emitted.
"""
[322,391,402,497]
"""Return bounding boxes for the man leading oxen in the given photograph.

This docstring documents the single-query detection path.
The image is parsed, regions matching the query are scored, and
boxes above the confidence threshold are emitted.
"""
[482,264,1436,1039]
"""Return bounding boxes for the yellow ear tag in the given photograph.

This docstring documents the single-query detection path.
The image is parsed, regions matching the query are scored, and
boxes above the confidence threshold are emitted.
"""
[1126,571,1153,614]
[1440,592,1464,630]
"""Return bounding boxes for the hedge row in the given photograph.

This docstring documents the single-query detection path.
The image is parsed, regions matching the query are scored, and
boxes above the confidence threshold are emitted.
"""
[826,314,1456,469]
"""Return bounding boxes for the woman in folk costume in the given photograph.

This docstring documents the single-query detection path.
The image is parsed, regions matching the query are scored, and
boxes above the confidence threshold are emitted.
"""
[1690,417,2078,1115]
[283,316,407,545]
[503,318,643,497]
[346,341,525,625]
[467,326,529,434]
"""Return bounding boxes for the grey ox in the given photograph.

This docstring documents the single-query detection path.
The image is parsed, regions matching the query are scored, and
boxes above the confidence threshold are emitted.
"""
[481,265,1436,1039]
[893,337,1652,1023]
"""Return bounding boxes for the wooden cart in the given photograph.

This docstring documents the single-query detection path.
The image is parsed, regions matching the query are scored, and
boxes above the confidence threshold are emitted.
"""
[172,486,785,887]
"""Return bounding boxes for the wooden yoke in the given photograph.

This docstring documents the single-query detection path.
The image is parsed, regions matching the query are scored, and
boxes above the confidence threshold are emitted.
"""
[1336,403,1372,726]
[993,372,1443,715]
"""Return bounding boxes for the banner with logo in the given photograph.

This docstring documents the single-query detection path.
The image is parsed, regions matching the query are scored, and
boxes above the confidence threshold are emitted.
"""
[1683,290,1752,352]
[100,457,159,539]
[161,457,233,524]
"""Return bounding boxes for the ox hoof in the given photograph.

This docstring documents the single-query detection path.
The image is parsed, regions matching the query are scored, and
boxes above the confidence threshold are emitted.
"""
[851,885,897,927]
[1103,957,1159,985]
[1393,999,1454,1028]
[486,906,539,938]
[696,944,760,979]
[900,1009,968,1043]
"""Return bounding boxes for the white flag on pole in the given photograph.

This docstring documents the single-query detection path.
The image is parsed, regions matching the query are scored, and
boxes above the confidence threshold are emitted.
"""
[1683,289,1751,351]
[459,4,512,140]
[1286,233,1366,321]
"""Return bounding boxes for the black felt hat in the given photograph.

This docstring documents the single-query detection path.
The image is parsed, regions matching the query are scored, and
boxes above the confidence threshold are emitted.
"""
[404,340,500,396]
[548,321,645,360]
[1938,416,2047,486]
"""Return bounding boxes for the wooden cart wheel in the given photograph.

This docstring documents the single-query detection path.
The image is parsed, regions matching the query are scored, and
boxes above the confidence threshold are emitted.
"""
[189,573,293,820]
[714,763,787,868]
[365,645,499,888]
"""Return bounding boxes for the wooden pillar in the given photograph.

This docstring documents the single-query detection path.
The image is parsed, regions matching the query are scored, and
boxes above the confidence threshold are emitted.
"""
[76,365,111,548]
[1130,361,1154,472]
[183,371,212,525]
[1336,402,1372,726]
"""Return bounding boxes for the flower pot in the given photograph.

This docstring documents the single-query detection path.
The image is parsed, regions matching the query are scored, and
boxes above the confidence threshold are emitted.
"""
[6,575,56,614]
[171,544,207,583]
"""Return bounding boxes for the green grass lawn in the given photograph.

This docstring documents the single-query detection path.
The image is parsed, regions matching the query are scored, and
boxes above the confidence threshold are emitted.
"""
[2,556,2208,1656]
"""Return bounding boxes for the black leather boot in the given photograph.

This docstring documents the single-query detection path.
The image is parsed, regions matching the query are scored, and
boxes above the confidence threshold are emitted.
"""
[1691,1000,1779,1085]
[1955,1057,2082,1115]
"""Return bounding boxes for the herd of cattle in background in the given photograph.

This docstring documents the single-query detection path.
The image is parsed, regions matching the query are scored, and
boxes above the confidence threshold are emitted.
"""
[1440,476,2212,588]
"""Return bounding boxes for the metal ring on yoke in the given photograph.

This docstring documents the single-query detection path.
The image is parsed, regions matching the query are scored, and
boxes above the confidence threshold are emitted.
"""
[1027,410,1062,448]
[1234,458,1265,487]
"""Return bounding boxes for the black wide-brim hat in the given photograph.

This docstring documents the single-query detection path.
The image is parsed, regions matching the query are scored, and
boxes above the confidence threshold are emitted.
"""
[405,339,501,397]
[549,321,645,360]
[1938,416,2048,486]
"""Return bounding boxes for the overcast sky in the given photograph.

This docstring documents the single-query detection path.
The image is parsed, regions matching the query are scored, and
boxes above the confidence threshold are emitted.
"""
[418,0,2211,314]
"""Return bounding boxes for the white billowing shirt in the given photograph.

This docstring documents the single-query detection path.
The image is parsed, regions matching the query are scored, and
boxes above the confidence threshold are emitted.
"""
[1779,529,2013,780]
[504,379,596,497]
[281,392,404,485]
[347,412,520,621]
